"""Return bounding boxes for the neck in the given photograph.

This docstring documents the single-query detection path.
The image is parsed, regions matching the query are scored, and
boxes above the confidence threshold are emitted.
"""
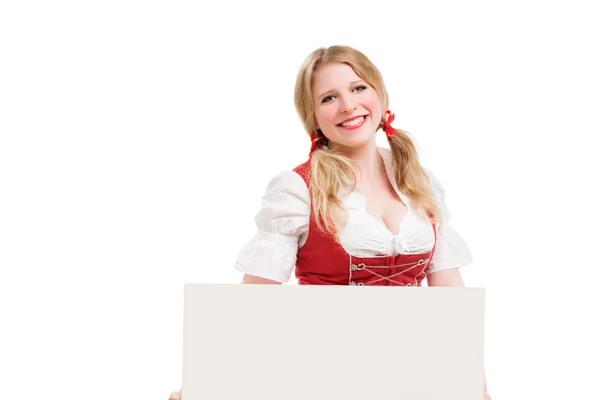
[329,139,386,183]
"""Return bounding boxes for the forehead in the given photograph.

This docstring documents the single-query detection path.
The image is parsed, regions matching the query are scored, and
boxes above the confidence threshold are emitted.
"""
[312,63,362,93]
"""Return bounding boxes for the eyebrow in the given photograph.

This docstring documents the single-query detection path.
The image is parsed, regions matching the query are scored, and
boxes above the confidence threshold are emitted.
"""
[316,80,365,100]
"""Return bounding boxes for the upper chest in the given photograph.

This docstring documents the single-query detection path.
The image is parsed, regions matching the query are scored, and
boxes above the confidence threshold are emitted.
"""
[357,176,408,236]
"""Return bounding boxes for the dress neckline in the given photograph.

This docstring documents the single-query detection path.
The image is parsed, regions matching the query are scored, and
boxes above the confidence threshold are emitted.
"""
[352,146,411,236]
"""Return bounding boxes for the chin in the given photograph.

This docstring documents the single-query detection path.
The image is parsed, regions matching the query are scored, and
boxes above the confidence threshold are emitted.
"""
[327,127,376,149]
[335,137,373,150]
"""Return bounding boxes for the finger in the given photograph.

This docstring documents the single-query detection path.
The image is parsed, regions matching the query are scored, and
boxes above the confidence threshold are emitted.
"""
[169,391,181,400]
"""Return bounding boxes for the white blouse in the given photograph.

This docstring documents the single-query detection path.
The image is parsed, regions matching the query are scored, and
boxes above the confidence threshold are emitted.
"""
[235,147,473,283]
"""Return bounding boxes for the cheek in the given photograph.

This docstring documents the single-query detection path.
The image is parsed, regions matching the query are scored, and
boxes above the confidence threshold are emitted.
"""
[365,91,381,112]
[315,107,336,127]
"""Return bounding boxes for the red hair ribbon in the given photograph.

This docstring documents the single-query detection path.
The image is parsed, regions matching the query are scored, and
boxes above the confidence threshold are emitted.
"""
[310,134,321,153]
[382,110,396,138]
[308,133,324,161]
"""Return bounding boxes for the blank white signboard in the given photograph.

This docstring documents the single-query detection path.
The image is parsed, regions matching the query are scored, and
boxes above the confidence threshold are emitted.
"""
[183,284,485,400]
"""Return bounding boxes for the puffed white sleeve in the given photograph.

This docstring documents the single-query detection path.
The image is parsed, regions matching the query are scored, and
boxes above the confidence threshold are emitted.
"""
[424,170,474,275]
[234,170,310,283]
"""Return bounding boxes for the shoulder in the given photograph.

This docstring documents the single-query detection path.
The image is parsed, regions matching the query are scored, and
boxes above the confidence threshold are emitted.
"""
[378,146,444,205]
[378,145,444,200]
[421,167,452,222]
[422,168,445,198]
[263,169,309,196]
[292,160,311,186]
[249,169,311,236]
[257,170,310,222]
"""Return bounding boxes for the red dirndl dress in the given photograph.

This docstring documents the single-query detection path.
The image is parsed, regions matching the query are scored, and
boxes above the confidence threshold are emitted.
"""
[292,161,437,286]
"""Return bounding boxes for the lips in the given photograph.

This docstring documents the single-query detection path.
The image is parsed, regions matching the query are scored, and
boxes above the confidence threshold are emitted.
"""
[337,115,368,129]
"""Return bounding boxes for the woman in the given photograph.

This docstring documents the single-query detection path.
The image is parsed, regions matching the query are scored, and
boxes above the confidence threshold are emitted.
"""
[170,45,491,399]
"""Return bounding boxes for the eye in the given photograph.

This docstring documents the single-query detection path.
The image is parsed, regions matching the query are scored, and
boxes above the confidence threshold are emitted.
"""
[321,85,367,104]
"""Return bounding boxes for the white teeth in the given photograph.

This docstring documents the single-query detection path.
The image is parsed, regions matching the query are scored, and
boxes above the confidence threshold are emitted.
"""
[340,116,365,127]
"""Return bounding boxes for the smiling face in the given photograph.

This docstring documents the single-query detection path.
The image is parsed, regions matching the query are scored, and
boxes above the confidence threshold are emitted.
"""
[312,62,382,151]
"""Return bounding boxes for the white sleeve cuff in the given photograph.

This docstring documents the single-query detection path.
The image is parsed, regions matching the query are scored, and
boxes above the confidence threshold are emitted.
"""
[425,224,474,275]
[235,230,299,283]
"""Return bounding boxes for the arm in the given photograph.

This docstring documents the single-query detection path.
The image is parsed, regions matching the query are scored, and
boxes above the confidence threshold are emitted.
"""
[426,267,465,287]
[426,268,491,400]
[241,273,282,284]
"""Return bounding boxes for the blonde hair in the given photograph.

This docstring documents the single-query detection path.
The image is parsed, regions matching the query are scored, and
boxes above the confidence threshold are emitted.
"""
[293,45,441,238]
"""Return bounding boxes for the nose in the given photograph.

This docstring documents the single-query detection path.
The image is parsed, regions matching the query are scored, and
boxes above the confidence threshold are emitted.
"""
[339,95,356,113]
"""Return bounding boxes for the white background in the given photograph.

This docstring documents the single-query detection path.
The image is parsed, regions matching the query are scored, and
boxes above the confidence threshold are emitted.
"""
[1,0,598,399]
